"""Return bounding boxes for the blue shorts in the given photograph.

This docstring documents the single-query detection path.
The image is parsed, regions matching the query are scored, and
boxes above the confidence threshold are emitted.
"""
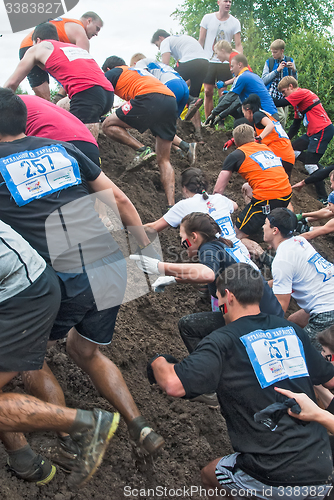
[166,79,189,116]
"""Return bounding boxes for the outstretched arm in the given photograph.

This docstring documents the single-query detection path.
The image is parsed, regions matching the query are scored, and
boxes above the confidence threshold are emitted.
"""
[301,219,334,240]
[214,170,232,195]
[4,46,38,91]
[88,171,151,248]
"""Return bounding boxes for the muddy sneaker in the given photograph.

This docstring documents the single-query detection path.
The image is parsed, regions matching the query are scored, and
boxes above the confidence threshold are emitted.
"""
[126,147,156,172]
[190,393,219,409]
[7,454,56,485]
[52,435,81,473]
[128,416,165,455]
[187,142,197,166]
[69,410,120,487]
[184,98,203,121]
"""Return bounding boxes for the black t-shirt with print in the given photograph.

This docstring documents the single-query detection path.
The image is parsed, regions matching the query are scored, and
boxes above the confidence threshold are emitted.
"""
[0,136,119,270]
[175,313,334,486]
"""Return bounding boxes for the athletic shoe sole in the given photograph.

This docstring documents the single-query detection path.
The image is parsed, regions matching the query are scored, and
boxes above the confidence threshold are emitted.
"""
[125,152,157,172]
[184,98,203,121]
[36,465,57,485]
[70,411,120,488]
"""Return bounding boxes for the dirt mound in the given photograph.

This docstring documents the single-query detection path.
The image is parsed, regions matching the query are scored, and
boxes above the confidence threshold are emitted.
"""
[1,122,333,500]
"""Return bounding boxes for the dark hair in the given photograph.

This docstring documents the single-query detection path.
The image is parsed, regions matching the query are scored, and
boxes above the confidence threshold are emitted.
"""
[242,93,261,113]
[231,53,248,67]
[151,29,170,43]
[0,88,27,136]
[267,208,297,238]
[181,167,209,200]
[216,263,264,305]
[317,326,334,353]
[102,56,126,72]
[81,11,103,24]
[181,212,233,247]
[32,23,59,42]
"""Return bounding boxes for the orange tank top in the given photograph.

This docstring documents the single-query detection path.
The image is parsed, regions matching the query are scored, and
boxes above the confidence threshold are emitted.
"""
[238,142,292,200]
[20,18,84,49]
[255,110,295,164]
[114,66,175,101]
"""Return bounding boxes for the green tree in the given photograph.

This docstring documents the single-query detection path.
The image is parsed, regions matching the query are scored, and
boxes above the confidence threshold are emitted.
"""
[173,0,334,44]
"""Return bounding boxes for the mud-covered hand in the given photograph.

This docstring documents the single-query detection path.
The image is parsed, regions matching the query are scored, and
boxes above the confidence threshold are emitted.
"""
[129,254,161,274]
[205,113,217,127]
[147,354,179,384]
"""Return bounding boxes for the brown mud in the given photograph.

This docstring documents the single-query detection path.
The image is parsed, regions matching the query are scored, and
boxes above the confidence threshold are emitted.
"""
[1,121,333,500]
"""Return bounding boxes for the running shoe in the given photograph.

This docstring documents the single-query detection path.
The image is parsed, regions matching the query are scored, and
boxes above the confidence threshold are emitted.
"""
[184,98,203,121]
[7,454,56,485]
[190,393,219,409]
[126,146,156,172]
[128,416,165,455]
[69,409,120,487]
[187,142,197,166]
[52,435,81,473]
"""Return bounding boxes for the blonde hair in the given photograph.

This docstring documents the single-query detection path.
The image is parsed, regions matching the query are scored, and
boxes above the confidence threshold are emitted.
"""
[270,39,285,51]
[214,40,232,54]
[233,124,255,147]
[278,76,298,91]
[130,53,146,67]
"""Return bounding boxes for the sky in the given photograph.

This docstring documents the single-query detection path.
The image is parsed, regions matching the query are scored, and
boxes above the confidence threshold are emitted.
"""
[0,0,183,93]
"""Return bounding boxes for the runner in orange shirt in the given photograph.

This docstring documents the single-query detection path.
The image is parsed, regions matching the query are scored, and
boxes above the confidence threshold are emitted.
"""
[214,123,292,241]
[102,56,197,207]
[241,93,295,178]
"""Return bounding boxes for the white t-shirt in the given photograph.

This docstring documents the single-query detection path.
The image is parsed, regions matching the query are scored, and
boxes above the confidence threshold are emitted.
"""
[200,13,241,63]
[272,236,334,315]
[164,193,248,255]
[160,35,207,63]
[135,58,180,84]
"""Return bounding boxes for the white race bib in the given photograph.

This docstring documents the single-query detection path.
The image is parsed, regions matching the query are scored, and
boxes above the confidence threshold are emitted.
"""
[0,144,82,206]
[250,150,282,170]
[240,326,309,389]
[308,253,334,282]
[60,46,94,62]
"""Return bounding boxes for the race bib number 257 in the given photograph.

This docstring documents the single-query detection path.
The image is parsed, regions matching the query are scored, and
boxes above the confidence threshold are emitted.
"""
[0,144,82,206]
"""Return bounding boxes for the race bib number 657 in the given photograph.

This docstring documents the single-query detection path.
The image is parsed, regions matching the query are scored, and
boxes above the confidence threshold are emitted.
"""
[240,326,309,388]
[0,144,82,206]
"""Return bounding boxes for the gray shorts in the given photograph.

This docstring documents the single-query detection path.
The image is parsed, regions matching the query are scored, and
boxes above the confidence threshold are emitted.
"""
[304,309,334,351]
[215,453,331,500]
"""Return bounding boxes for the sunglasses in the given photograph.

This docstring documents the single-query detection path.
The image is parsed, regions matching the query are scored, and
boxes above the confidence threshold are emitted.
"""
[324,353,334,363]
[180,238,192,250]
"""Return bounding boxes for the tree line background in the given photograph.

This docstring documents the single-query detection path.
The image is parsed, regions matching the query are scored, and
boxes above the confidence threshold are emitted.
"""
[172,0,334,164]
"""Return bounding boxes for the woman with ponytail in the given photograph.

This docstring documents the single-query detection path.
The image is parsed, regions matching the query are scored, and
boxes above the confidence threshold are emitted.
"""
[241,93,295,178]
[145,167,251,257]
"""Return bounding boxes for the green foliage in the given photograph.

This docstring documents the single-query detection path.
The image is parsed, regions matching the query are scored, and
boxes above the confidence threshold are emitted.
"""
[15,86,28,95]
[173,0,334,45]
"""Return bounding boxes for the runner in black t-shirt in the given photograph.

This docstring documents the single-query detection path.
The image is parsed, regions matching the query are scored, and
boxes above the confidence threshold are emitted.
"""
[0,88,164,472]
[148,263,334,498]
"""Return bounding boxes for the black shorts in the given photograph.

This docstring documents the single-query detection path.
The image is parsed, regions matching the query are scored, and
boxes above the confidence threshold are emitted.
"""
[50,251,127,345]
[203,62,233,85]
[0,266,61,372]
[116,93,178,141]
[236,194,292,236]
[68,140,100,166]
[19,46,49,88]
[293,124,334,156]
[176,59,209,97]
[70,87,114,124]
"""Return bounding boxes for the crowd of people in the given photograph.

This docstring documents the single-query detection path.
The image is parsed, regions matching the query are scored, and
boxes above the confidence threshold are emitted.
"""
[1,3,334,496]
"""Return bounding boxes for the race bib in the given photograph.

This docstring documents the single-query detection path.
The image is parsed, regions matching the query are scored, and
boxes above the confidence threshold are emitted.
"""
[240,326,309,389]
[0,144,82,206]
[225,245,258,270]
[250,150,282,170]
[216,216,234,237]
[308,253,334,282]
[60,46,94,62]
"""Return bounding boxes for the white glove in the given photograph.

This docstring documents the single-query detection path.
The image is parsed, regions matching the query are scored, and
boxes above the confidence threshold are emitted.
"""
[152,276,176,292]
[129,254,161,275]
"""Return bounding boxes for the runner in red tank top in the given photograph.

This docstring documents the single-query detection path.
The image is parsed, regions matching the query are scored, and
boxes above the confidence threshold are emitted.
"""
[5,23,113,141]
[18,13,103,101]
